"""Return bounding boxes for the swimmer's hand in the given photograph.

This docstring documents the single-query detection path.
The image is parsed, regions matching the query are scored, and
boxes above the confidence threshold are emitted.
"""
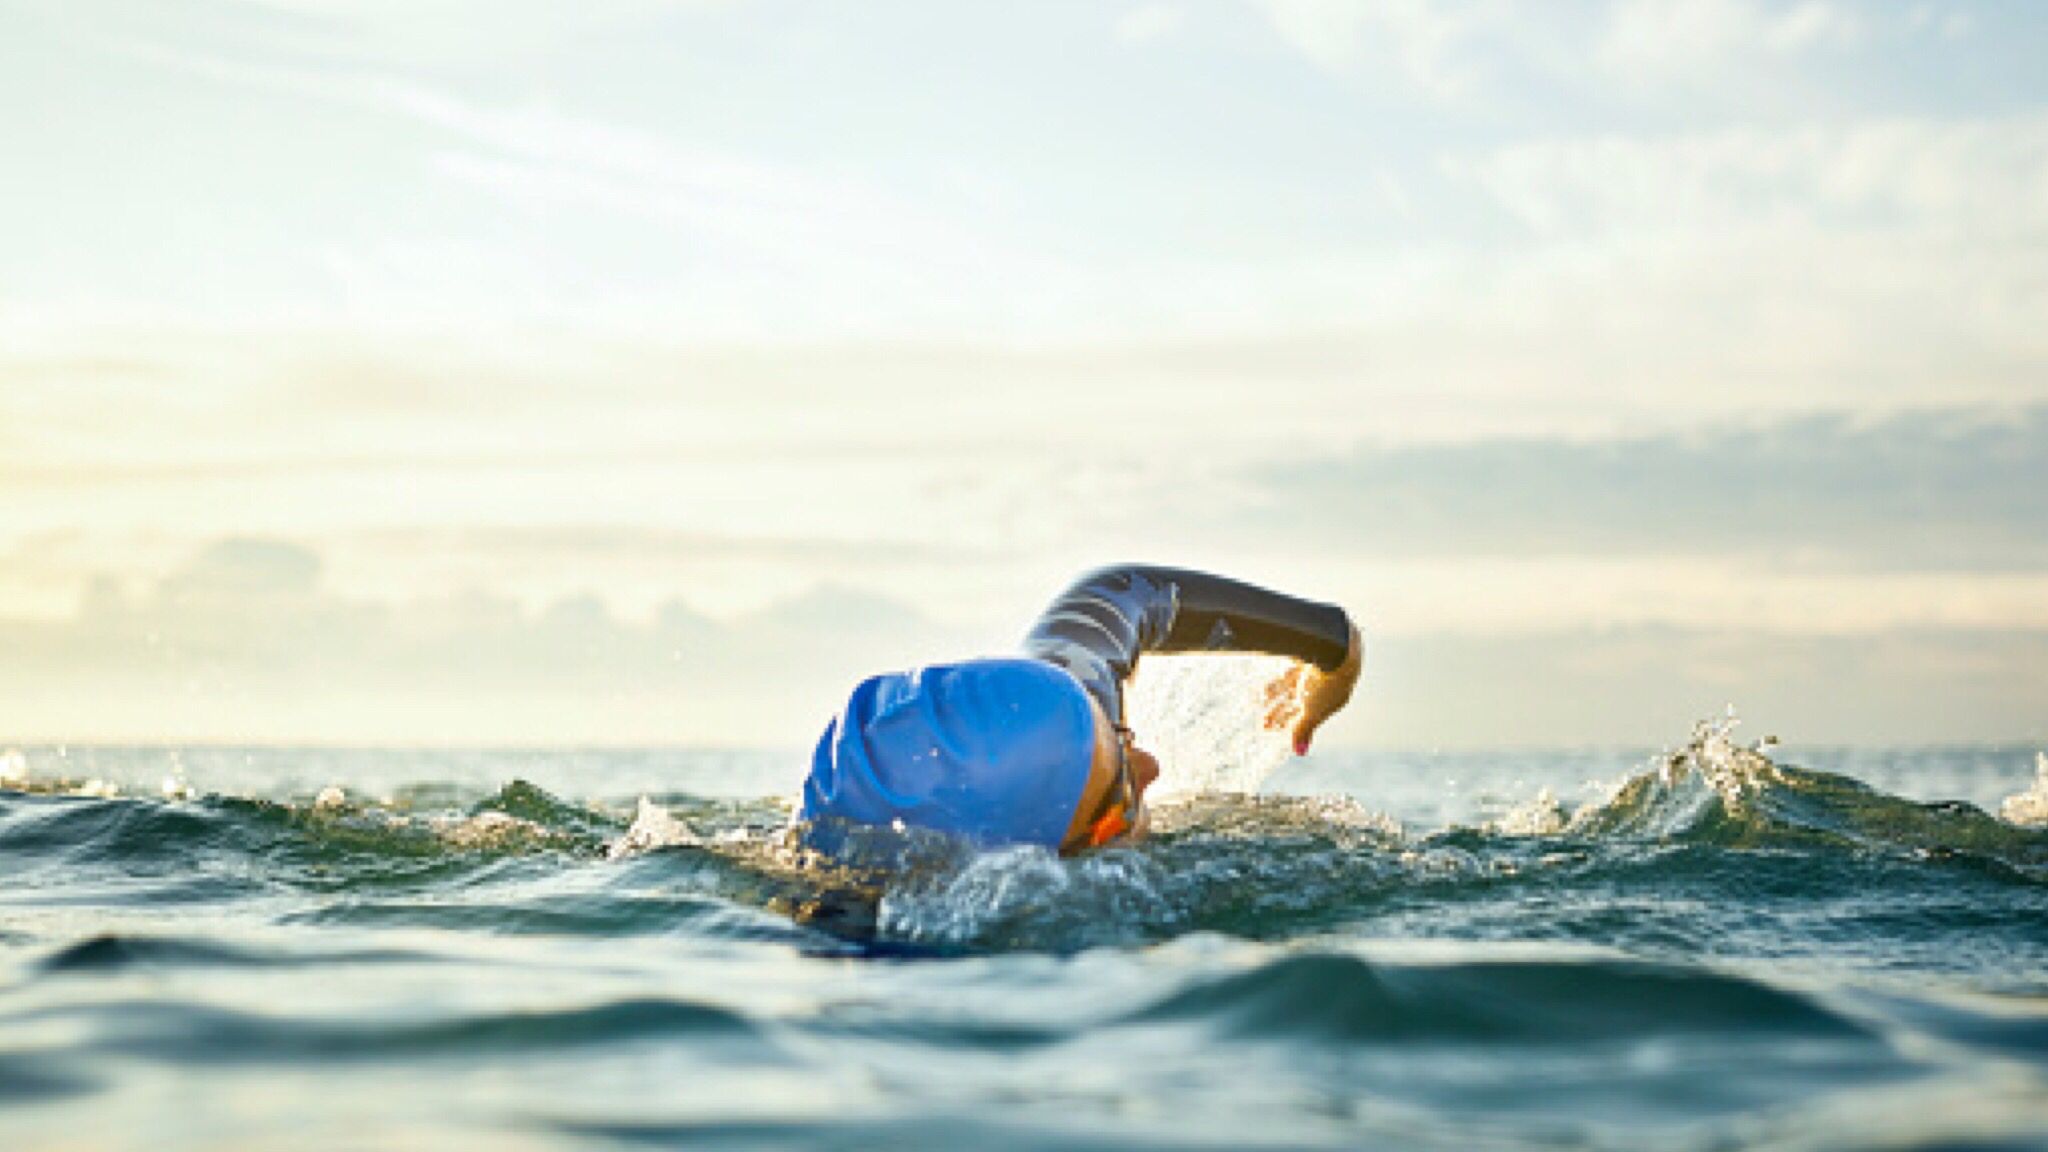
[1262,622,1363,755]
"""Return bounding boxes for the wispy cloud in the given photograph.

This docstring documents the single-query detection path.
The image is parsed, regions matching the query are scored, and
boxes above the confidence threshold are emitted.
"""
[0,538,971,745]
[1248,0,1989,105]
[111,35,1061,339]
[218,0,738,68]
[1908,3,1974,42]
[1462,114,2048,237]
[1599,0,1862,80]
[1253,0,1516,96]
[1243,405,2048,571]
[5,537,2043,746]
[1365,625,2048,745]
[1115,3,1185,44]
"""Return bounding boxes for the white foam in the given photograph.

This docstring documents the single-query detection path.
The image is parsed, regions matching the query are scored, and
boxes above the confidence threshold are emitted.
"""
[428,809,552,849]
[1998,752,2048,827]
[1562,710,1780,839]
[1490,788,1568,836]
[876,843,1171,946]
[1657,708,1782,802]
[161,755,195,801]
[608,796,700,859]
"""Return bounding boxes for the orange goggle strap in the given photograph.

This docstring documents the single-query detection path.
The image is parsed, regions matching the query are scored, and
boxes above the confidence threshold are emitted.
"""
[1088,804,1131,848]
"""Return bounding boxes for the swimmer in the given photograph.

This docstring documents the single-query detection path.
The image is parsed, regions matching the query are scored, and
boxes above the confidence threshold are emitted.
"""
[801,565,1363,856]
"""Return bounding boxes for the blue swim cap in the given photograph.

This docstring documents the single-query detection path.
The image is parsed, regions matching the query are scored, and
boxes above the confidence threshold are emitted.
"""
[801,658,1097,853]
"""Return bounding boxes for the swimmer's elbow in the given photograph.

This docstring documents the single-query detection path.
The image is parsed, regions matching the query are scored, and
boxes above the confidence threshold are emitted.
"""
[1061,563,1160,597]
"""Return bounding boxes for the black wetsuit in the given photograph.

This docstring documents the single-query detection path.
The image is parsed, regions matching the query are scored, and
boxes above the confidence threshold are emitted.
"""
[1022,565,1354,725]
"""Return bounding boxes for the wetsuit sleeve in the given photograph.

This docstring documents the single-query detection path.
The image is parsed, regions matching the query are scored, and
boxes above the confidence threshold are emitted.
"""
[1020,565,1353,724]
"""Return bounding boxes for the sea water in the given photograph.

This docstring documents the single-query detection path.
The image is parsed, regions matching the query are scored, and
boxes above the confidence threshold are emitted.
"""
[2,665,2044,1150]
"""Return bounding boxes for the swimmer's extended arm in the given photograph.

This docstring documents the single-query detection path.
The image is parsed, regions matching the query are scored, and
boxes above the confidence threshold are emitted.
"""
[1021,565,1358,741]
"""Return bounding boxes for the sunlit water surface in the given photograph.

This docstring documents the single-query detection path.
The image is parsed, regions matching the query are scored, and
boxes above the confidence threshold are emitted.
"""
[3,680,2045,1151]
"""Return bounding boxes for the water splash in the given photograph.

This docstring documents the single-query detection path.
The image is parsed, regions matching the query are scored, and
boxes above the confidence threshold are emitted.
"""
[160,751,196,802]
[1125,653,1300,797]
[2001,753,2048,827]
[877,842,1175,948]
[609,796,702,858]
[1150,792,1403,845]
[1559,715,2048,870]
[271,779,610,858]
[1490,788,1569,836]
[5,729,2043,964]
[1567,710,1781,839]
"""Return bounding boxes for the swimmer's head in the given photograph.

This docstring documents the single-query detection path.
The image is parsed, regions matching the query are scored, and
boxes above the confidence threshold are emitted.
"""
[800,659,1103,854]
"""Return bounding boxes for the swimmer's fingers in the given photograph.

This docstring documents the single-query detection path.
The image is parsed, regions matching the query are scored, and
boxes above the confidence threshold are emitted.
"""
[1261,665,1307,731]
[1262,665,1303,704]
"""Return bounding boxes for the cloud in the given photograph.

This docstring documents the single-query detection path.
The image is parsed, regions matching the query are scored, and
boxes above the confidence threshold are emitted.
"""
[1253,0,1514,95]
[1462,114,2048,238]
[167,0,738,69]
[1424,115,2048,414]
[0,538,975,745]
[1358,625,2048,745]
[0,524,1004,646]
[1116,3,1185,44]
[1908,4,1973,41]
[5,539,2043,747]
[1241,405,2048,571]
[219,50,859,222]
[347,526,975,567]
[1599,0,1861,79]
[159,538,324,602]
[110,35,1060,340]
[1252,0,1878,99]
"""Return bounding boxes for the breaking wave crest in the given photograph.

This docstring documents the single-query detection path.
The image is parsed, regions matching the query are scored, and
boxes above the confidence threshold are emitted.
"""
[3,720,2043,963]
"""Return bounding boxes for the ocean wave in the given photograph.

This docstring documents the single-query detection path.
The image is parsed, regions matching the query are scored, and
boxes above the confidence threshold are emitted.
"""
[4,722,2044,962]
[1122,950,1877,1045]
[5,732,2044,1152]
[33,933,430,974]
[5,995,773,1065]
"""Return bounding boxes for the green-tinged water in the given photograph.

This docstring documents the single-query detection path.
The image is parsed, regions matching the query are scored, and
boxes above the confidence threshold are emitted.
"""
[2,725,2045,1150]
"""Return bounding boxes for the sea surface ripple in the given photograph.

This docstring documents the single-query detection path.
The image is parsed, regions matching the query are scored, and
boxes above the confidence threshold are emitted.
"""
[2,721,2045,1150]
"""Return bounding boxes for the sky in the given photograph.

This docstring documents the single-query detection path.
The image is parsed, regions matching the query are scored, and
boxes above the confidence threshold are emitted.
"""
[1,0,2043,747]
